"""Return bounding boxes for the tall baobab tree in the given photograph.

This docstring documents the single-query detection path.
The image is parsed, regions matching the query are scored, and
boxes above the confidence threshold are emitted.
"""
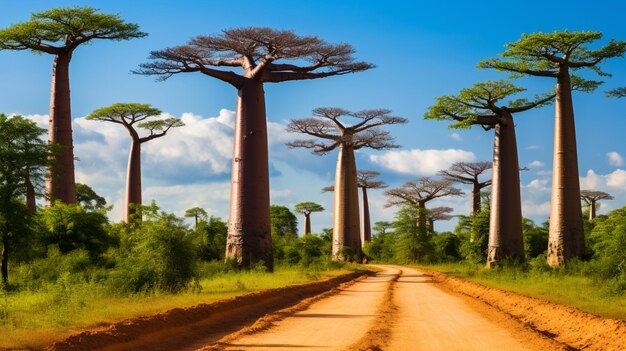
[425,80,554,266]
[0,7,146,204]
[478,31,626,266]
[294,202,325,235]
[357,170,387,245]
[386,177,463,233]
[287,108,406,260]
[580,190,614,222]
[136,27,372,270]
[185,207,208,229]
[438,162,492,214]
[86,103,184,222]
[426,206,453,232]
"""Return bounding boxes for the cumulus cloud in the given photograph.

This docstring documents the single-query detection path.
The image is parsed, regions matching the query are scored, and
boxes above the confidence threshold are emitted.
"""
[607,151,624,167]
[450,133,462,141]
[607,169,626,188]
[369,149,475,176]
[527,160,544,168]
[522,178,550,192]
[522,201,551,217]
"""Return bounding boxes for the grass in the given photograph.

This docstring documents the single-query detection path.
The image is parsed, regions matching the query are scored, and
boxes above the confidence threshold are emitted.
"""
[420,262,626,321]
[0,264,359,350]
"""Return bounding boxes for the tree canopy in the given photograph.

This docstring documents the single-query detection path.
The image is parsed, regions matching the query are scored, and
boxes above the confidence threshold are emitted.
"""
[294,202,325,215]
[0,6,146,54]
[357,170,388,189]
[386,177,464,207]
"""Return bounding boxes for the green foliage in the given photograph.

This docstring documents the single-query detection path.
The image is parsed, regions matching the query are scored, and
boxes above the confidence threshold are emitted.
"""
[457,210,490,264]
[294,202,324,214]
[191,216,227,261]
[76,183,107,211]
[523,218,549,259]
[0,6,146,52]
[363,221,397,262]
[432,232,461,262]
[39,203,111,259]
[270,205,298,261]
[393,206,435,263]
[606,87,626,98]
[588,207,626,292]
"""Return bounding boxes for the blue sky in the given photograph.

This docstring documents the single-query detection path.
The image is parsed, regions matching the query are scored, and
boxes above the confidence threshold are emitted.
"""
[1,0,625,233]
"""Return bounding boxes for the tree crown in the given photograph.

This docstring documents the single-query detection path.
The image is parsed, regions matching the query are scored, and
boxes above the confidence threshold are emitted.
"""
[385,177,464,207]
[86,103,184,142]
[294,202,325,215]
[438,161,492,186]
[424,80,554,129]
[287,107,407,155]
[0,6,146,54]
[427,207,454,221]
[135,27,373,87]
[184,207,208,219]
[357,170,388,189]
[76,183,107,211]
[477,30,626,91]
[580,190,614,203]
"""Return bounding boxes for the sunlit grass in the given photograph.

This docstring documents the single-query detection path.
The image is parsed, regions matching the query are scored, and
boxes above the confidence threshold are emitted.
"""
[420,263,626,320]
[0,265,357,350]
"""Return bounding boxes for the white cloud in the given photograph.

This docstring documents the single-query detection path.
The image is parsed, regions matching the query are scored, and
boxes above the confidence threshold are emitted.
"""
[527,160,544,168]
[525,145,541,150]
[607,151,624,167]
[522,178,550,192]
[580,169,626,190]
[450,133,462,141]
[606,169,626,188]
[522,200,551,217]
[369,149,475,176]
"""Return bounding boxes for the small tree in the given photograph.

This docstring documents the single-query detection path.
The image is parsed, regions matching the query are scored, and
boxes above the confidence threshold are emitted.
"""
[386,177,463,233]
[438,162,492,214]
[76,183,107,211]
[357,170,387,245]
[580,190,614,222]
[294,202,324,235]
[426,207,454,233]
[136,27,372,270]
[86,103,183,222]
[185,207,208,229]
[478,30,626,266]
[425,80,553,266]
[0,115,53,284]
[0,7,146,204]
[288,108,406,260]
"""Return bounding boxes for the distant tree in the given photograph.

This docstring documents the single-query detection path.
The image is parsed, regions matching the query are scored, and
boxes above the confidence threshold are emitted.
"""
[478,30,626,266]
[580,190,614,222]
[385,177,463,236]
[76,183,107,211]
[270,205,298,262]
[193,216,228,261]
[523,218,549,259]
[0,115,52,284]
[87,103,184,222]
[426,207,453,233]
[288,108,406,260]
[357,170,388,245]
[0,7,146,204]
[393,205,435,263]
[438,162,492,214]
[185,207,208,229]
[425,80,553,266]
[373,221,393,236]
[136,27,372,271]
[294,202,324,235]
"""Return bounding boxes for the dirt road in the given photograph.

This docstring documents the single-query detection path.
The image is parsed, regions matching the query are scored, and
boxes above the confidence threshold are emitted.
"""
[203,265,559,351]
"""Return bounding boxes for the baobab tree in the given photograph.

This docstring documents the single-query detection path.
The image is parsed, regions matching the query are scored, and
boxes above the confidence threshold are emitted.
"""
[357,170,387,245]
[438,162,492,214]
[425,80,554,266]
[386,177,463,234]
[287,108,406,260]
[86,103,184,222]
[136,27,372,270]
[426,207,453,233]
[0,7,146,204]
[185,207,208,229]
[478,31,626,266]
[580,190,614,222]
[294,202,325,235]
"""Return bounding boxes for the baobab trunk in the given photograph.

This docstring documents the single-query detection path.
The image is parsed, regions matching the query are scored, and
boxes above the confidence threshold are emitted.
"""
[360,187,371,246]
[588,200,596,222]
[472,182,481,213]
[548,72,585,266]
[428,217,435,232]
[124,138,142,222]
[303,213,311,235]
[46,53,77,205]
[332,143,361,260]
[487,113,524,267]
[416,201,427,230]
[226,79,273,270]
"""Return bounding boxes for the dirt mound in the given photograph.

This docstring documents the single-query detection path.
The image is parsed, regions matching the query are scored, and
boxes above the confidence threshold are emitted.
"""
[426,269,626,351]
[44,271,368,351]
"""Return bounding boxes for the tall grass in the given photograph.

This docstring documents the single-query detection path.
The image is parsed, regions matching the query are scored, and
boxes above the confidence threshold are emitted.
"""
[0,263,358,350]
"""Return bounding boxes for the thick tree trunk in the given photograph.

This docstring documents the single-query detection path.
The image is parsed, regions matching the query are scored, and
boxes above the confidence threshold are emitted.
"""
[416,201,427,228]
[332,143,361,260]
[360,187,371,246]
[589,200,596,222]
[487,113,525,267]
[25,171,36,212]
[1,232,8,285]
[548,72,585,266]
[428,218,434,232]
[46,53,77,205]
[124,138,142,223]
[471,182,481,213]
[225,79,273,270]
[303,213,311,235]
